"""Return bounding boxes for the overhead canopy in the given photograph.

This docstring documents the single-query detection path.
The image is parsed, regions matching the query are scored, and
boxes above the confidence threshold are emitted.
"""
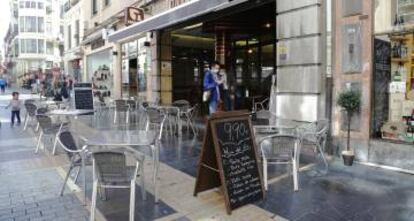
[108,0,248,43]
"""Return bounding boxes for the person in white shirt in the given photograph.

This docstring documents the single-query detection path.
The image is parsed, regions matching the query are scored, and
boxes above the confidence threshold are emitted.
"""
[215,68,232,111]
[5,92,22,126]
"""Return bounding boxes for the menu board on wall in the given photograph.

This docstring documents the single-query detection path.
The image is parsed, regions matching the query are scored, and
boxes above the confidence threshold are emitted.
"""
[372,38,391,137]
[194,111,264,214]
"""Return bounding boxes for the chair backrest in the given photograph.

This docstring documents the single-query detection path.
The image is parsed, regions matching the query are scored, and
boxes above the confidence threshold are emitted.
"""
[259,134,301,160]
[25,103,37,116]
[92,151,128,184]
[24,99,36,105]
[57,131,80,157]
[145,107,167,139]
[36,107,48,114]
[126,100,137,110]
[114,99,128,112]
[173,100,190,112]
[36,114,53,131]
[187,104,199,119]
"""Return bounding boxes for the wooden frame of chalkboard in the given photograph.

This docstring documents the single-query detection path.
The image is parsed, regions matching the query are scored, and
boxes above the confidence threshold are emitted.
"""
[193,111,264,214]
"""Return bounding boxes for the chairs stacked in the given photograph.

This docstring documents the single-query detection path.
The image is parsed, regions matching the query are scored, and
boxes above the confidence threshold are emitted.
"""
[90,150,145,221]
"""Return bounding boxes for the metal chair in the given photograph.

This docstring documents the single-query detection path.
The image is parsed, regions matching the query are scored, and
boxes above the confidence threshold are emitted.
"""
[113,100,130,124]
[90,150,145,221]
[259,134,302,191]
[298,119,330,171]
[35,114,67,154]
[56,131,90,196]
[35,107,49,131]
[23,103,37,130]
[179,104,199,135]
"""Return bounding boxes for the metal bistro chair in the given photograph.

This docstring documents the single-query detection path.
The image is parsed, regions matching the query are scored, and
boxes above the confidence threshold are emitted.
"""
[297,119,330,171]
[35,107,49,131]
[23,102,37,130]
[259,134,302,191]
[113,99,130,124]
[180,103,199,136]
[56,131,90,196]
[36,114,68,155]
[90,150,145,221]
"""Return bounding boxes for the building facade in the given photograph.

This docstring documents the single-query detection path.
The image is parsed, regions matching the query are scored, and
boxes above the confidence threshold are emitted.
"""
[4,0,63,82]
[62,0,84,81]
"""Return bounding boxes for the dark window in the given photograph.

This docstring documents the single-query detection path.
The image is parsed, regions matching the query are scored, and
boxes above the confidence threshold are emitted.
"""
[26,39,37,53]
[46,41,53,55]
[19,2,24,8]
[92,0,97,15]
[25,16,37,32]
[38,39,44,54]
[20,39,26,53]
[67,25,72,49]
[38,2,44,9]
[30,1,36,8]
[19,18,24,32]
[25,1,30,8]
[104,0,110,6]
[75,20,80,46]
[38,17,44,33]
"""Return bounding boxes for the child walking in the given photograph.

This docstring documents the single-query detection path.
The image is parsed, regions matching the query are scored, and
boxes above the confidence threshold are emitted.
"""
[6,92,22,126]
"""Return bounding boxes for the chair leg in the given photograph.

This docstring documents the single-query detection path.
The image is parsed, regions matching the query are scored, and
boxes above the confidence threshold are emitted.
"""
[129,180,136,221]
[126,111,130,124]
[292,158,299,191]
[35,132,43,154]
[113,111,117,124]
[90,181,98,221]
[139,162,146,201]
[60,166,73,196]
[23,116,30,131]
[263,159,268,191]
[73,166,81,184]
[317,143,329,171]
[52,135,59,155]
[36,122,40,132]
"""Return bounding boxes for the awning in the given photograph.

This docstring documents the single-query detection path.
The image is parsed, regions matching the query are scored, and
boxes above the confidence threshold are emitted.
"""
[108,0,248,43]
[82,29,104,45]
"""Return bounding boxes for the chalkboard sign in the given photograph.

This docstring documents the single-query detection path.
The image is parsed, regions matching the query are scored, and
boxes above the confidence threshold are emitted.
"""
[194,111,264,214]
[74,89,94,110]
[74,83,92,88]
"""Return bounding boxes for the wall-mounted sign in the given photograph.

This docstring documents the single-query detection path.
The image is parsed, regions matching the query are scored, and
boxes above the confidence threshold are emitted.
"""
[125,7,144,26]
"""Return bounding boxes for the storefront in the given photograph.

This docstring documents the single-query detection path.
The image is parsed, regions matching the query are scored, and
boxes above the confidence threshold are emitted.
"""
[121,34,151,98]
[108,0,326,122]
[86,48,113,99]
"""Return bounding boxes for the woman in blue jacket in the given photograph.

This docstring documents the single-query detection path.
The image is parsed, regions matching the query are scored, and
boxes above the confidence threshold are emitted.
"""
[203,61,220,114]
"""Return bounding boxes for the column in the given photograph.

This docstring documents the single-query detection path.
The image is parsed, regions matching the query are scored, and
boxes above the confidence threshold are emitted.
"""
[113,43,122,99]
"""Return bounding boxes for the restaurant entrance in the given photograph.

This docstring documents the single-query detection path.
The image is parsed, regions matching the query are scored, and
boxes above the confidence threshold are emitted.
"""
[167,1,276,109]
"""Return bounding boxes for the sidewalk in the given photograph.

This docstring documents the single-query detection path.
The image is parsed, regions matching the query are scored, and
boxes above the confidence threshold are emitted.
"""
[0,91,89,221]
[1,90,414,221]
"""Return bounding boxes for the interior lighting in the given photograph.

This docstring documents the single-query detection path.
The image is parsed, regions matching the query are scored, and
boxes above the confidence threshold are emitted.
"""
[265,23,271,28]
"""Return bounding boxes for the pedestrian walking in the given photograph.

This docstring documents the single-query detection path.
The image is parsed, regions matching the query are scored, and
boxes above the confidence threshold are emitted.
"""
[0,77,6,93]
[203,61,220,114]
[5,92,22,126]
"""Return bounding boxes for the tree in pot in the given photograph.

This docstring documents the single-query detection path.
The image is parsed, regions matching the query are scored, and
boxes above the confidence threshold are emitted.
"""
[337,89,361,166]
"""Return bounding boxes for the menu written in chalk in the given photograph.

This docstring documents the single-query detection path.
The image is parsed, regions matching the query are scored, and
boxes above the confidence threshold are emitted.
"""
[74,89,94,110]
[213,119,263,210]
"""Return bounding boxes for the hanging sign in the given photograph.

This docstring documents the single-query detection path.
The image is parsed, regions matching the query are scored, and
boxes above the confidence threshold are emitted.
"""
[125,7,144,25]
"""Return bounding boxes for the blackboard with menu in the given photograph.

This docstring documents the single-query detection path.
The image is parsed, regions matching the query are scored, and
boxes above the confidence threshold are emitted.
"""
[74,83,94,110]
[194,111,264,214]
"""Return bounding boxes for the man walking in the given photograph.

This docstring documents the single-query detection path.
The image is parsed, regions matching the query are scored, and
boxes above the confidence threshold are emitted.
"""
[203,61,221,114]
[0,77,6,94]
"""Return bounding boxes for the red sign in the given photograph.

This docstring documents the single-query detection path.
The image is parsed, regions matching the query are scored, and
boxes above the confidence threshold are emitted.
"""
[125,7,144,25]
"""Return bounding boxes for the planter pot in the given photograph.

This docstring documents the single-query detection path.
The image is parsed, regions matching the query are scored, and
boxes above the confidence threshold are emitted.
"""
[342,150,355,166]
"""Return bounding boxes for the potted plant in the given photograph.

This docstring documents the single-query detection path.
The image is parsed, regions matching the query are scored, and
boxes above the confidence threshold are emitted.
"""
[337,89,361,166]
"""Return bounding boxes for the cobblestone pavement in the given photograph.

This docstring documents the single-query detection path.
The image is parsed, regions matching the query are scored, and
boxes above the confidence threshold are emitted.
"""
[0,90,89,221]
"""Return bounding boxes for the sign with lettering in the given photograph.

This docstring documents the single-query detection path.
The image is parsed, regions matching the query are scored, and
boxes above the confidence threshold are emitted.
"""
[194,111,264,214]
[125,7,144,25]
[74,83,94,110]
